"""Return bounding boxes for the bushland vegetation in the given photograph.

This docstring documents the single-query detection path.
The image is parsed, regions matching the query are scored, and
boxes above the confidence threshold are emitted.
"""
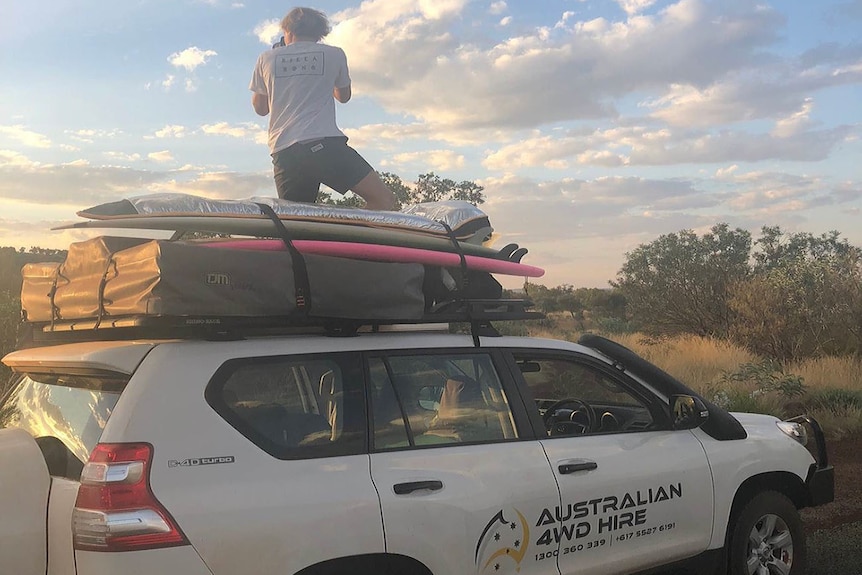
[612,224,862,363]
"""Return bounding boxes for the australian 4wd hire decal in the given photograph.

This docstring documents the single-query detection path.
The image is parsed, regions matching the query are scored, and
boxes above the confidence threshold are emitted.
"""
[475,482,684,573]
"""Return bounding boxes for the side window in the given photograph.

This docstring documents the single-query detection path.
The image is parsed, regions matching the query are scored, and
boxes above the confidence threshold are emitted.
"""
[206,354,366,459]
[515,356,657,437]
[369,353,519,450]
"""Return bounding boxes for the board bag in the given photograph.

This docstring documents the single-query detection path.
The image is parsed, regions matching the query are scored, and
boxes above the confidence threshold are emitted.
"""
[21,236,501,326]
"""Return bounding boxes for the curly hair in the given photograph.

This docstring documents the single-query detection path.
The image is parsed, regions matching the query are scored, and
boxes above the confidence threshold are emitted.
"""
[280,7,331,41]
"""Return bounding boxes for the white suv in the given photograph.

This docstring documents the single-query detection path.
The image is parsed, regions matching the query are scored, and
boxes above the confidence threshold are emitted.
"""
[1,313,832,575]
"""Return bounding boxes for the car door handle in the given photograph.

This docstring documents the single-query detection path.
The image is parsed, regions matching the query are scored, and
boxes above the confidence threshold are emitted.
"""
[558,460,598,474]
[393,480,444,495]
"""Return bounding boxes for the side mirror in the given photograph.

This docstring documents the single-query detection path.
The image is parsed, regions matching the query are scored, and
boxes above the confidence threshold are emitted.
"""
[670,395,709,430]
[517,361,541,373]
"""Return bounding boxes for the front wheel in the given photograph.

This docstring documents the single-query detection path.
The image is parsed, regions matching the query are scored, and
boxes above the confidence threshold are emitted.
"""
[729,491,805,575]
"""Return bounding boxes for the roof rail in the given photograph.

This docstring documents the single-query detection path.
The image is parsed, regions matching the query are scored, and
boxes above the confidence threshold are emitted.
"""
[17,299,544,348]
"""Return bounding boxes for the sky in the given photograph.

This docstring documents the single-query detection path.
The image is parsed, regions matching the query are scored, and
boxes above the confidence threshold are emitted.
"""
[1,0,861,288]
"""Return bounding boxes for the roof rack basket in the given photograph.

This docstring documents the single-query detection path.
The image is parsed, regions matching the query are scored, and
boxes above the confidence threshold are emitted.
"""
[17,299,544,349]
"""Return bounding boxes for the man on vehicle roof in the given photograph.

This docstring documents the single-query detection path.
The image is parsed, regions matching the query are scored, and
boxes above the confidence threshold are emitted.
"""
[250,7,397,211]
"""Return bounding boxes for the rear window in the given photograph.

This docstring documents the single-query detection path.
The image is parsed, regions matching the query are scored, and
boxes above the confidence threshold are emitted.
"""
[0,372,127,470]
[206,353,367,460]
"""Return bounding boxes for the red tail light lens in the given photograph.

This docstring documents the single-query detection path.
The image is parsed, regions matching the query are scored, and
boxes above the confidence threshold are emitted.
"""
[73,443,188,552]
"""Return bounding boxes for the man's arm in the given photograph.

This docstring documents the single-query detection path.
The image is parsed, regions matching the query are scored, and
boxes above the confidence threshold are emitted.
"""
[252,92,270,116]
[334,84,351,103]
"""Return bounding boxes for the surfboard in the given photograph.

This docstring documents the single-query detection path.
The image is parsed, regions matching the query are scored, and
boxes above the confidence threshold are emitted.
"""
[78,194,492,243]
[200,239,545,278]
[56,216,527,262]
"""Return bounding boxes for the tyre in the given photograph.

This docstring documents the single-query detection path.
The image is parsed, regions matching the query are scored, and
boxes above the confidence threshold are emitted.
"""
[729,491,805,575]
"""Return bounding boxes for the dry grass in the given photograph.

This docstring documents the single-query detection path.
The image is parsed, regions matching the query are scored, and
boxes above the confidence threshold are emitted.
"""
[789,356,862,391]
[506,319,862,438]
[607,333,757,392]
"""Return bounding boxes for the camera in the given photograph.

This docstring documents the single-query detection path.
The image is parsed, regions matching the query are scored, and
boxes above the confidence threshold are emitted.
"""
[272,36,285,49]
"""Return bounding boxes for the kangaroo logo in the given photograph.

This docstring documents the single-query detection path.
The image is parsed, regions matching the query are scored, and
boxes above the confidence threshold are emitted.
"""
[475,508,530,573]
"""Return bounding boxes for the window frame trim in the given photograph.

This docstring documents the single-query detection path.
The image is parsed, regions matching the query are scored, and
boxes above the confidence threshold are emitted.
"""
[498,348,674,440]
[363,347,540,454]
[205,351,368,461]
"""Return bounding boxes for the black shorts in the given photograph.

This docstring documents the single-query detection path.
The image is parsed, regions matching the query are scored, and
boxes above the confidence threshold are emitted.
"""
[271,136,373,202]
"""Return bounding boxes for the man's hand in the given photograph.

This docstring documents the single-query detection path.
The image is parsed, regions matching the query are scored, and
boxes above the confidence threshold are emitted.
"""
[252,92,270,116]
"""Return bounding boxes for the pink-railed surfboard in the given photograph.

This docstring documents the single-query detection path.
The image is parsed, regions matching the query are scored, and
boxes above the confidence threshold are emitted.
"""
[202,238,544,278]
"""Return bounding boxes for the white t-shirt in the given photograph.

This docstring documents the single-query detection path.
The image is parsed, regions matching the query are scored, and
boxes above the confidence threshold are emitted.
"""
[249,42,351,154]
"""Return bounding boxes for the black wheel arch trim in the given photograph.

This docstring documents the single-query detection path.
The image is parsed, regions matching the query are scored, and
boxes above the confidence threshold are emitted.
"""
[292,553,433,575]
[577,333,748,441]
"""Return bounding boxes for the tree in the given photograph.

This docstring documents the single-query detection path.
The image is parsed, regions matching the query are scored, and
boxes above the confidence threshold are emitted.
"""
[0,290,20,387]
[379,172,416,208]
[612,224,751,337]
[754,226,862,272]
[317,172,485,210]
[730,235,862,363]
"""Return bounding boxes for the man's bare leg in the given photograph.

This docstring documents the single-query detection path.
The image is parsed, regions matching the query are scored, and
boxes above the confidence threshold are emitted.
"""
[351,171,397,210]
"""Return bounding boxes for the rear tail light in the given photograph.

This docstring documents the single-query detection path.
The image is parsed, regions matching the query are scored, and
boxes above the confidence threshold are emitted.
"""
[73,443,188,552]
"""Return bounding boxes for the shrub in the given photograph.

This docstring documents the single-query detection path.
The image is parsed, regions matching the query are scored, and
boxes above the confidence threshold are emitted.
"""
[716,361,807,399]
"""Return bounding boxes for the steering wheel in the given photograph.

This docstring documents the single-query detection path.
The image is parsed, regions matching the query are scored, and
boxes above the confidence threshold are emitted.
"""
[542,398,596,435]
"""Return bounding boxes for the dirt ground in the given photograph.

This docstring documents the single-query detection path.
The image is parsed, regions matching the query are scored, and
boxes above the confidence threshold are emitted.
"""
[800,434,862,531]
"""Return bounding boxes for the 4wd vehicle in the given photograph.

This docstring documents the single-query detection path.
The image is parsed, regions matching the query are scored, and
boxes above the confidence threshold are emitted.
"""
[1,305,832,575]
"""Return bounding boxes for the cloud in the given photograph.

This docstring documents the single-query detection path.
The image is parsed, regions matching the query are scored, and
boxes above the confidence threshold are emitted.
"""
[150,125,187,139]
[499,16,512,26]
[645,59,862,127]
[328,0,785,131]
[716,169,862,214]
[162,75,176,90]
[65,128,121,144]
[149,171,273,198]
[254,18,282,45]
[343,121,512,148]
[482,123,856,170]
[627,126,854,165]
[771,98,815,137]
[380,149,465,171]
[142,122,265,145]
[104,151,142,162]
[0,152,272,208]
[616,0,657,16]
[0,125,52,148]
[489,1,507,15]
[167,46,218,72]
[201,122,268,143]
[148,150,175,163]
[0,149,39,168]
[201,121,268,145]
[0,156,168,205]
